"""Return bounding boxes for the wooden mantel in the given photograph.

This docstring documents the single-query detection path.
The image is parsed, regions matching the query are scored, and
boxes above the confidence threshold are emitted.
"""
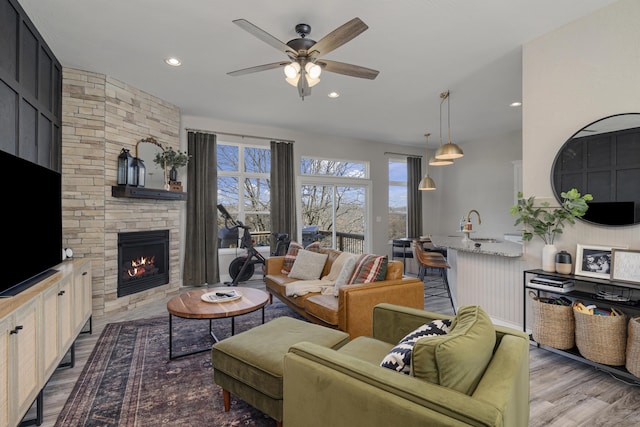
[111,186,187,200]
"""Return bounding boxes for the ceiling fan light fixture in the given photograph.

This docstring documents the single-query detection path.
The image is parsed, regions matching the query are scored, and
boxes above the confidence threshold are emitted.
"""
[305,62,322,79]
[306,76,321,87]
[285,75,300,87]
[284,62,300,79]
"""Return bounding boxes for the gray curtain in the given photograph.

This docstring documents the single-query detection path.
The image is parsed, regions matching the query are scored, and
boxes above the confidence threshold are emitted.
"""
[183,132,219,286]
[270,141,297,249]
[407,156,423,238]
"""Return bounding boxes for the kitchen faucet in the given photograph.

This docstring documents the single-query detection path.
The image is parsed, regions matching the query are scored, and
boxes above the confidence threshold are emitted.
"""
[466,210,481,229]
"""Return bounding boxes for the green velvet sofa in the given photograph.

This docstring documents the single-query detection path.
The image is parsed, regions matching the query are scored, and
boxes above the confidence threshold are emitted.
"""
[282,303,530,427]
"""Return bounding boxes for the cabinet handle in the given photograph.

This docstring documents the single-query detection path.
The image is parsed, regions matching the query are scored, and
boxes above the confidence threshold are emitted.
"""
[10,325,23,334]
[58,290,66,296]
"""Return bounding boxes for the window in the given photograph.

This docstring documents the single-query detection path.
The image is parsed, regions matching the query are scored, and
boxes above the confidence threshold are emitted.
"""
[388,159,407,239]
[300,157,369,253]
[217,143,271,245]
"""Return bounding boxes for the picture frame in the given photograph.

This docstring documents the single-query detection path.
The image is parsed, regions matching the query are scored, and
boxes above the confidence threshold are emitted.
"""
[611,249,640,284]
[575,244,627,279]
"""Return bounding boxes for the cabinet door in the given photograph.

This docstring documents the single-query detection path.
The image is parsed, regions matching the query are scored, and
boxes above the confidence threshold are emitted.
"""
[42,284,61,379]
[12,298,39,421]
[73,262,92,333]
[58,276,74,352]
[0,316,9,427]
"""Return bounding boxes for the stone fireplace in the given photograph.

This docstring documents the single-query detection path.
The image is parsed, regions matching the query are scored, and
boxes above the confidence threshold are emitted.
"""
[118,230,170,297]
[61,67,183,316]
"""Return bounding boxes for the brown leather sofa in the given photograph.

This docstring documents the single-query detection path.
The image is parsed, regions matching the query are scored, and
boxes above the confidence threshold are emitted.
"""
[264,249,425,338]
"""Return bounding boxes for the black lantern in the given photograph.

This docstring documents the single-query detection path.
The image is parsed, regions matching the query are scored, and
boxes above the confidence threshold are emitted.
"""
[117,148,136,186]
[135,157,146,188]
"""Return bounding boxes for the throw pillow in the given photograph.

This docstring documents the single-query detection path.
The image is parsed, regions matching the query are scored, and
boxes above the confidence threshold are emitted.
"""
[281,241,304,274]
[305,241,322,253]
[288,249,329,280]
[323,252,352,282]
[333,254,357,297]
[411,305,496,395]
[349,254,388,284]
[380,319,451,374]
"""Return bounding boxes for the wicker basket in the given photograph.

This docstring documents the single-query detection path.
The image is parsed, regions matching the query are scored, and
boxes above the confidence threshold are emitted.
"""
[574,307,627,366]
[626,317,640,378]
[529,291,575,350]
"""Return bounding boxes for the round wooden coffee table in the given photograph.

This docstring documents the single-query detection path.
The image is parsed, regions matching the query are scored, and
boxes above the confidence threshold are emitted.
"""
[166,287,269,360]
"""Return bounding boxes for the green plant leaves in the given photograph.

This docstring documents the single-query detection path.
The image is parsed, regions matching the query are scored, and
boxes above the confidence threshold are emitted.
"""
[510,189,592,244]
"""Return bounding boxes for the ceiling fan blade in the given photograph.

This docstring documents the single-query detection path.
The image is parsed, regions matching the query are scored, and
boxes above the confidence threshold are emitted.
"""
[318,59,379,80]
[233,19,298,56]
[227,61,289,76]
[308,17,368,58]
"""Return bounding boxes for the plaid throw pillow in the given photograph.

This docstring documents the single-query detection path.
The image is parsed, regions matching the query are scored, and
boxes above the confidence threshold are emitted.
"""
[349,254,388,284]
[304,241,322,253]
[281,241,304,274]
[380,319,452,374]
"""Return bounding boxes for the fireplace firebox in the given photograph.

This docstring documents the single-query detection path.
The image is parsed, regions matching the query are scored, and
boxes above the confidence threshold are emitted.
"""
[117,230,169,297]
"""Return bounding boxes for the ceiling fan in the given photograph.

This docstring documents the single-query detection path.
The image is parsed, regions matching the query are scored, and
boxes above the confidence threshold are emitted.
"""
[227,17,379,99]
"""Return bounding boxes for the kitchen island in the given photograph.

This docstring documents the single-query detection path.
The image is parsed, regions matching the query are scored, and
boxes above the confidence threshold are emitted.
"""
[430,235,534,329]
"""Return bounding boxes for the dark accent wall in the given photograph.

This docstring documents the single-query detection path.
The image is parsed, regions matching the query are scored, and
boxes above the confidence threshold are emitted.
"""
[0,0,62,171]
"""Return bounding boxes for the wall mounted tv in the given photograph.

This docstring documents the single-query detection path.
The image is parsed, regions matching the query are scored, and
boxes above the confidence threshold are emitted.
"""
[0,150,62,297]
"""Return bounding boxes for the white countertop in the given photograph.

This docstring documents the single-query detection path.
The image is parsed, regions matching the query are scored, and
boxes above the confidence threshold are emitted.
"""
[430,235,523,258]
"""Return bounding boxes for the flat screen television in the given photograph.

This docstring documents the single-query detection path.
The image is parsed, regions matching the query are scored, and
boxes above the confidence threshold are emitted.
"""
[0,150,62,297]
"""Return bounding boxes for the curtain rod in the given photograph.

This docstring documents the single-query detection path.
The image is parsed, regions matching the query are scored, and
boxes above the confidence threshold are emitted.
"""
[384,151,423,158]
[185,128,295,143]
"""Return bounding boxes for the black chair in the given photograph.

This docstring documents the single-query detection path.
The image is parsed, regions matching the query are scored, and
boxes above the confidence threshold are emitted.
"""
[391,239,414,273]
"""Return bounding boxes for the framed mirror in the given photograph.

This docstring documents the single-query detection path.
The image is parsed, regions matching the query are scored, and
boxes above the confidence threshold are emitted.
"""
[551,113,640,227]
[136,138,166,189]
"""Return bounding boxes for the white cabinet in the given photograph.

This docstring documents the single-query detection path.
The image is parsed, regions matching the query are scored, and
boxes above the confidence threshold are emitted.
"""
[0,258,92,427]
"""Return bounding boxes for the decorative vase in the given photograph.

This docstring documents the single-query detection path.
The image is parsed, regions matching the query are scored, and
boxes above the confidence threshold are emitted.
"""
[169,166,178,182]
[542,244,558,272]
[555,250,573,274]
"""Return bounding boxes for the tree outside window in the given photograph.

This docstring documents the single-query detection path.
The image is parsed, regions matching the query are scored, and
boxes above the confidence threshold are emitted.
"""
[388,159,408,239]
[217,143,271,244]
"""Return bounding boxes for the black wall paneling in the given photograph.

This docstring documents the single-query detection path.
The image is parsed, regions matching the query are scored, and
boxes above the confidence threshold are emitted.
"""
[0,0,62,171]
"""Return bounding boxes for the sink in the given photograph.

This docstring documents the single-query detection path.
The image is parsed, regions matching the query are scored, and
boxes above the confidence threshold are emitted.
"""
[472,238,501,243]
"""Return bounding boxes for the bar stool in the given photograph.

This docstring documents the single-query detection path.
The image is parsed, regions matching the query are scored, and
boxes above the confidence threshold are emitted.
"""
[412,241,456,314]
[391,238,414,273]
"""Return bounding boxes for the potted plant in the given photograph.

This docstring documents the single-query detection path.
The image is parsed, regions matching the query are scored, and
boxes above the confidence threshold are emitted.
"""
[153,147,190,183]
[510,188,592,272]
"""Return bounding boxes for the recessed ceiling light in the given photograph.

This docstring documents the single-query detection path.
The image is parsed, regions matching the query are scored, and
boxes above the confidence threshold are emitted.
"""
[328,91,340,98]
[510,101,522,107]
[165,57,182,67]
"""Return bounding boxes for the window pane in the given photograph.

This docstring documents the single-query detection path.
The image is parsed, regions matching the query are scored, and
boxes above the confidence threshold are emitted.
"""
[244,178,270,211]
[217,145,239,171]
[245,213,271,235]
[218,176,238,210]
[389,160,407,182]
[301,157,367,178]
[244,147,270,173]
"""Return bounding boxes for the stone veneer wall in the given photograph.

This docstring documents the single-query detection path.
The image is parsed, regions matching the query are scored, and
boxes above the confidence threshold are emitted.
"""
[62,67,183,316]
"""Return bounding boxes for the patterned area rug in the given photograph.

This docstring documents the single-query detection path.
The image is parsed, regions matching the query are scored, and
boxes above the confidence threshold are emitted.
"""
[56,301,302,427]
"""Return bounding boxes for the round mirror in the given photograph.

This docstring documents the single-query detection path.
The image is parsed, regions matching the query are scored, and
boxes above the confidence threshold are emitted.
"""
[551,113,640,227]
[137,139,166,189]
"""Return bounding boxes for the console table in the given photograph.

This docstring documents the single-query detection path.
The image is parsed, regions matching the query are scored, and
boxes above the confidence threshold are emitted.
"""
[523,269,640,384]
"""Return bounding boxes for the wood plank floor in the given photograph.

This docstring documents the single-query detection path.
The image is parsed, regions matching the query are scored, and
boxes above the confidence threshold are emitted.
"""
[24,278,640,427]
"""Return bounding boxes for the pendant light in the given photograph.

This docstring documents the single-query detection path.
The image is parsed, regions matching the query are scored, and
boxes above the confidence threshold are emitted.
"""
[429,94,454,166]
[434,90,464,160]
[418,133,437,191]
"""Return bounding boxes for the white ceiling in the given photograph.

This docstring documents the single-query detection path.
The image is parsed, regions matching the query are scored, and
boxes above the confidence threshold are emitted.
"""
[18,0,618,149]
